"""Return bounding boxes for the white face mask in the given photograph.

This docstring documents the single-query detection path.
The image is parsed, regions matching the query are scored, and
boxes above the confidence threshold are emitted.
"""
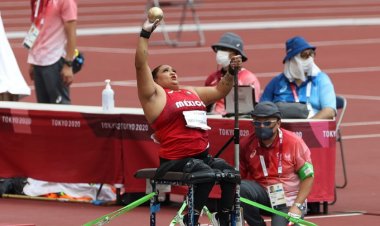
[284,56,306,82]
[299,56,314,75]
[284,54,321,83]
[216,50,230,68]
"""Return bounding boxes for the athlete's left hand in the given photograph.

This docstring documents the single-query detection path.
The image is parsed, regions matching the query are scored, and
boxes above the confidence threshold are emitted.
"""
[142,19,160,33]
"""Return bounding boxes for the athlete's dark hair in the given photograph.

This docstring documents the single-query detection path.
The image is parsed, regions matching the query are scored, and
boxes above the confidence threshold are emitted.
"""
[152,65,163,80]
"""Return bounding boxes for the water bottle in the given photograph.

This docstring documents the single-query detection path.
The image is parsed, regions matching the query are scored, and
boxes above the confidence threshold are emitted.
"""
[102,79,114,111]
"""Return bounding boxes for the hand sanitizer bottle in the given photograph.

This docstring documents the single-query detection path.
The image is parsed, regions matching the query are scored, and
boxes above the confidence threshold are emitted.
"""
[102,79,114,111]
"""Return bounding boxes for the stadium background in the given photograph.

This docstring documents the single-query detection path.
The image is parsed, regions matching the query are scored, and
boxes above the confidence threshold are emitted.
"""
[1,0,380,225]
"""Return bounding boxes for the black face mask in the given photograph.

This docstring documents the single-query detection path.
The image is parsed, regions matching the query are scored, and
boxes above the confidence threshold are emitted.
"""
[255,127,275,140]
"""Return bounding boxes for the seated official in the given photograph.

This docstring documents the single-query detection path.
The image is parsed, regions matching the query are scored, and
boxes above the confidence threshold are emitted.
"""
[205,32,261,115]
[240,102,314,226]
[260,36,336,119]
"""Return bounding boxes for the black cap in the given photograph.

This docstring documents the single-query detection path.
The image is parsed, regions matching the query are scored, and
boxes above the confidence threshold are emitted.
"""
[251,101,282,119]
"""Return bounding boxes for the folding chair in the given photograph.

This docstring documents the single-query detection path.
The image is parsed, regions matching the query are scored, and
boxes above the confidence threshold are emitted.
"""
[329,95,348,206]
[335,95,348,189]
[146,0,205,46]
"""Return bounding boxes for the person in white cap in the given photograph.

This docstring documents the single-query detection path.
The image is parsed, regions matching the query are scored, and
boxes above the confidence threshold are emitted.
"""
[205,32,261,115]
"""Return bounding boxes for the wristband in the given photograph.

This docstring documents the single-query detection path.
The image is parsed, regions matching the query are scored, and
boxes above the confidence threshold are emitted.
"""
[140,29,151,39]
[293,202,306,211]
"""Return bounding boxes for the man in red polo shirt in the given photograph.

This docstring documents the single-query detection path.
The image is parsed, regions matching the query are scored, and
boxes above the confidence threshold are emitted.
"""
[240,101,314,226]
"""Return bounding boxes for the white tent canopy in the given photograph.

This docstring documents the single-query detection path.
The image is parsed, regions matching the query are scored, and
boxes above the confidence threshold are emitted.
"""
[0,13,31,97]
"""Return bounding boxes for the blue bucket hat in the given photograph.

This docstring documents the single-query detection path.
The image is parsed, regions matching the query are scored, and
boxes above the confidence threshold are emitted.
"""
[212,32,248,62]
[282,36,316,63]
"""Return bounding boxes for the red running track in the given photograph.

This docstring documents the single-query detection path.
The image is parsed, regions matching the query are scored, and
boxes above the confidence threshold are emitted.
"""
[1,0,380,225]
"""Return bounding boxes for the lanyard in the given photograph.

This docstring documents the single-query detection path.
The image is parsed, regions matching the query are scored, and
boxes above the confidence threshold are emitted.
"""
[290,83,299,103]
[259,129,283,177]
[33,0,49,26]
[290,80,312,103]
[34,0,42,18]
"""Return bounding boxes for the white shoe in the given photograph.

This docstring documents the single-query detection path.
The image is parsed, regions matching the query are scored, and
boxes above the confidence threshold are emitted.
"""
[209,212,219,226]
[201,206,219,226]
[169,214,185,226]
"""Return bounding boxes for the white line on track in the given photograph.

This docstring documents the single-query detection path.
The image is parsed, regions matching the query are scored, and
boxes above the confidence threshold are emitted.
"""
[303,211,364,219]
[343,121,380,126]
[1,0,378,7]
[338,94,380,101]
[44,66,380,89]
[263,211,364,223]
[343,134,380,140]
[12,38,380,56]
[6,18,380,39]
[61,65,380,89]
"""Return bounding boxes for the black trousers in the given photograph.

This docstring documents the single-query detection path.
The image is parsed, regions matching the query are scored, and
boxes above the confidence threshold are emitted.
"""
[240,180,306,226]
[33,58,70,104]
[158,150,237,212]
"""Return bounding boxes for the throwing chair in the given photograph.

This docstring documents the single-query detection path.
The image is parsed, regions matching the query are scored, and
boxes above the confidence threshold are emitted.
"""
[135,167,241,226]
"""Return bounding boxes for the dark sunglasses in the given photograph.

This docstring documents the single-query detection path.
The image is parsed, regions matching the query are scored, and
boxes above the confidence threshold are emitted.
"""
[252,120,278,127]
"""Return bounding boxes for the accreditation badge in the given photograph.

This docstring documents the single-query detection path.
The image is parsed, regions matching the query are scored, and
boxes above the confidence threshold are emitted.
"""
[23,23,40,49]
[267,183,287,209]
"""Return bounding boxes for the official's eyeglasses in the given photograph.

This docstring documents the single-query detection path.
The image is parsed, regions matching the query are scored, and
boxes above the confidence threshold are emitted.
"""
[300,49,315,59]
[252,120,278,127]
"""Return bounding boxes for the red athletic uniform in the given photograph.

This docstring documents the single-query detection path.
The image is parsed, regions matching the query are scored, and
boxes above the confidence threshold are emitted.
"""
[151,88,209,160]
